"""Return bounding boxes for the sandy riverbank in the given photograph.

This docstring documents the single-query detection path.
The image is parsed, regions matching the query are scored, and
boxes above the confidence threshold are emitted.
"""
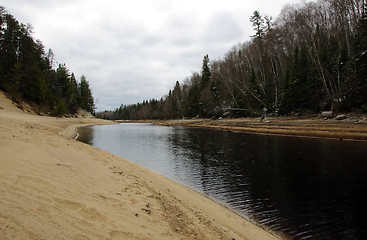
[155,116,367,142]
[0,91,279,239]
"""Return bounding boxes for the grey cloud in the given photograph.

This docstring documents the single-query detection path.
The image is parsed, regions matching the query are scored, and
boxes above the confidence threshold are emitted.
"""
[203,12,244,44]
[2,0,306,111]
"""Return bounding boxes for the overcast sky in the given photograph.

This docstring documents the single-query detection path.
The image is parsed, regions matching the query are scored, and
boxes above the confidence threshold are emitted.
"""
[2,0,308,111]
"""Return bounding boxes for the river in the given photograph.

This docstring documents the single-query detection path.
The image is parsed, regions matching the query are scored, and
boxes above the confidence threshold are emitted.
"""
[77,123,367,239]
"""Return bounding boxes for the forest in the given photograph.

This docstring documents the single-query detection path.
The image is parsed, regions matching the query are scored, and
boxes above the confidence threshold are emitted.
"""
[98,0,367,120]
[0,6,95,116]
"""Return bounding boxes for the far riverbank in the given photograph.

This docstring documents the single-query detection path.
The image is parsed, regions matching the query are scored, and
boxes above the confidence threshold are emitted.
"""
[150,116,367,141]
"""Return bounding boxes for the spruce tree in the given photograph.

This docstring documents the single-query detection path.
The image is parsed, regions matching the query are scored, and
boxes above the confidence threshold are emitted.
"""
[78,75,95,113]
[201,54,211,87]
[0,6,96,116]
[250,11,265,40]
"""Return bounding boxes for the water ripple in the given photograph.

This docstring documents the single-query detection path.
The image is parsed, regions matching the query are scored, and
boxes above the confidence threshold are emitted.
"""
[78,123,367,240]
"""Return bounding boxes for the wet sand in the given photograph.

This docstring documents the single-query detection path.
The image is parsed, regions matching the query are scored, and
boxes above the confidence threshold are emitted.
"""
[0,91,279,240]
[155,117,367,142]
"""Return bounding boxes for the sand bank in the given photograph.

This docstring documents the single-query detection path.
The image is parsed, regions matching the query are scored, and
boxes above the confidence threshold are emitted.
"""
[155,117,367,142]
[0,91,278,239]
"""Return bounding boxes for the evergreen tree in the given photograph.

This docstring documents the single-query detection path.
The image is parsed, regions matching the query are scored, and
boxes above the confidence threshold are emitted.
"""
[17,29,47,103]
[201,54,211,87]
[171,81,183,118]
[185,73,201,117]
[199,54,215,116]
[0,6,95,116]
[79,75,95,113]
[248,69,263,112]
[250,11,265,40]
[55,64,70,97]
[0,13,21,92]
[67,73,79,113]
[280,46,316,113]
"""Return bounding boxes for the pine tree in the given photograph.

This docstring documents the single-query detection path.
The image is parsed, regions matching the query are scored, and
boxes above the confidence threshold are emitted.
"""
[280,46,316,113]
[78,75,95,113]
[201,54,211,87]
[250,11,265,40]
[199,54,214,116]
[67,73,79,113]
[1,13,21,92]
[185,73,201,117]
[0,6,96,116]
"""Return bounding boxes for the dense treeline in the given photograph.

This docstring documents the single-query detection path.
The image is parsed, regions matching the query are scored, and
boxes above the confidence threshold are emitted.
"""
[100,0,367,120]
[0,6,95,116]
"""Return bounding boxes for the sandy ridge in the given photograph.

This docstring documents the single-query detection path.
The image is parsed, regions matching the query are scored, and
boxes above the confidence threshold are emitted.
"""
[0,91,278,240]
[155,117,367,141]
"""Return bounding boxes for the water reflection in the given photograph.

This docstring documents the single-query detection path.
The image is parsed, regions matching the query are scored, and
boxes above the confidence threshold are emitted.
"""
[76,126,94,144]
[78,123,367,240]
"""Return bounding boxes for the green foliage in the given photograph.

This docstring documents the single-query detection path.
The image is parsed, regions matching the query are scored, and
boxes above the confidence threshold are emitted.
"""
[280,46,317,113]
[186,81,201,117]
[78,75,95,113]
[0,6,95,116]
[51,98,67,117]
[200,54,211,87]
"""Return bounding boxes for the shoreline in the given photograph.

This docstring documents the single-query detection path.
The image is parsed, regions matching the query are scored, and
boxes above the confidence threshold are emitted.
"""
[153,117,367,142]
[75,124,288,240]
[1,92,279,239]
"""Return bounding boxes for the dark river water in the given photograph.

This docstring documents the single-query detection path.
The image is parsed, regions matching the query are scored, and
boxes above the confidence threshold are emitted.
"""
[77,123,367,239]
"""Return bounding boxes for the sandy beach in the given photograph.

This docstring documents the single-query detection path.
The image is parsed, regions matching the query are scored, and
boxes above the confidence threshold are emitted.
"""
[155,116,367,142]
[0,91,279,240]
